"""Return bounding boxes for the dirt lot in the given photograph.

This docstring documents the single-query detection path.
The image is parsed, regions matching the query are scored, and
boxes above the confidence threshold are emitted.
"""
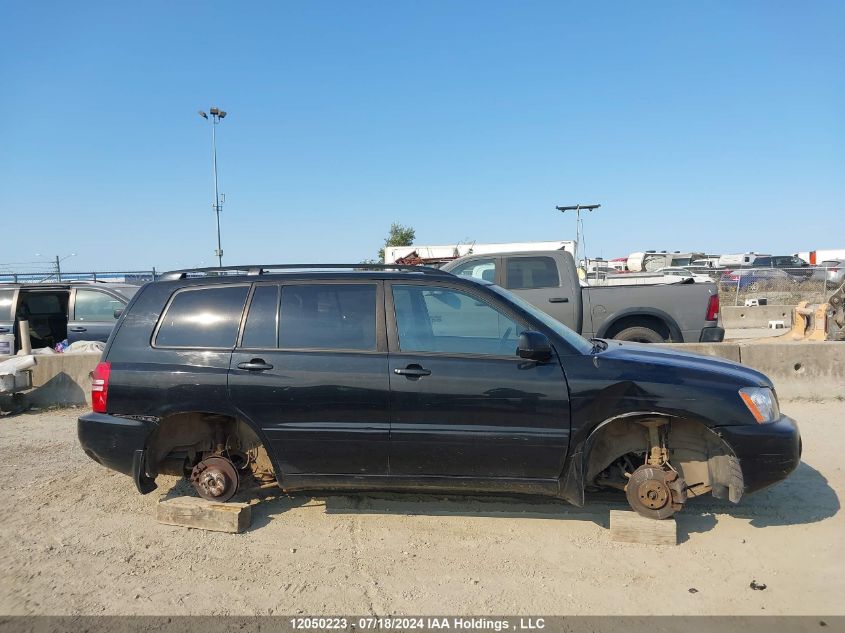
[0,401,842,616]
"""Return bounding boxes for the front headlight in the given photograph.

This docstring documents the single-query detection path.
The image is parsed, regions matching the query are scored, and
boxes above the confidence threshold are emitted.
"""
[739,387,780,423]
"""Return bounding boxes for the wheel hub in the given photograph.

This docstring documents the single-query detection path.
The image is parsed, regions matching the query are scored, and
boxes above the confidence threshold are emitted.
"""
[637,479,670,509]
[190,456,239,502]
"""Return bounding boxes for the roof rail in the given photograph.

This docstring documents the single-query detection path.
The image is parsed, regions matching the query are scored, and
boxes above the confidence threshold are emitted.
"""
[158,263,453,281]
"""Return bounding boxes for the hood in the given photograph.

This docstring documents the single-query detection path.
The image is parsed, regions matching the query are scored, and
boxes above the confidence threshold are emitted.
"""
[596,340,772,389]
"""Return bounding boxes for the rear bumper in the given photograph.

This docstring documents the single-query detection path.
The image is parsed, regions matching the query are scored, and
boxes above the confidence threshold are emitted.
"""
[699,326,725,342]
[78,412,158,493]
[718,414,801,494]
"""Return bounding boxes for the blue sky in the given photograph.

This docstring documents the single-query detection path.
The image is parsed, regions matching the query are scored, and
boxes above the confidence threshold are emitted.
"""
[2,1,842,272]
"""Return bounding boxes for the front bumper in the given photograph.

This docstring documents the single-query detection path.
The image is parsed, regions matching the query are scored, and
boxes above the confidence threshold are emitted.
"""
[699,326,725,342]
[717,414,801,494]
[78,412,159,493]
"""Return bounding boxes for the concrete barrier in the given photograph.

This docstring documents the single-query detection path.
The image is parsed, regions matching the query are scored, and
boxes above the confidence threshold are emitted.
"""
[665,341,845,399]
[721,305,794,329]
[0,352,100,407]
[2,342,842,408]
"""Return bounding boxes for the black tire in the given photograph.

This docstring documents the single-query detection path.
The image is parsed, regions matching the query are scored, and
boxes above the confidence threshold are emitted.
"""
[612,326,666,343]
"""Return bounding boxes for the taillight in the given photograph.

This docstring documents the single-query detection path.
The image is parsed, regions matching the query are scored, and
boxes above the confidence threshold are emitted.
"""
[706,294,720,321]
[91,361,111,413]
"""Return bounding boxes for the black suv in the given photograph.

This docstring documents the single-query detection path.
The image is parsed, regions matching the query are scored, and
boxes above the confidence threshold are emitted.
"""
[78,264,800,519]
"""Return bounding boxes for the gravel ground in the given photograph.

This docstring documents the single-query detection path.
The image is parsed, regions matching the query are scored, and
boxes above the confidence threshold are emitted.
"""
[0,401,842,616]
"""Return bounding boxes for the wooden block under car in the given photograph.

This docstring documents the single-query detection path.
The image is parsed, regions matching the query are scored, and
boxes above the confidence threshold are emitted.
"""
[609,509,677,546]
[156,496,252,533]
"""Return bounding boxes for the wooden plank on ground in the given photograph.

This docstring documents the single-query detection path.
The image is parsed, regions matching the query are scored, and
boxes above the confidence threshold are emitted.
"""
[156,496,251,533]
[609,509,677,546]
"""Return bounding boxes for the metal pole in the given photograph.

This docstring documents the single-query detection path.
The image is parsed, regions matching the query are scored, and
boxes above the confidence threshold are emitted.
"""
[55,255,62,282]
[212,116,223,268]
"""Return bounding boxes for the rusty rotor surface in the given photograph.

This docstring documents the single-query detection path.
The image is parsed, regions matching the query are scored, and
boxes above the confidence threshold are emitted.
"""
[190,456,239,502]
[625,465,686,519]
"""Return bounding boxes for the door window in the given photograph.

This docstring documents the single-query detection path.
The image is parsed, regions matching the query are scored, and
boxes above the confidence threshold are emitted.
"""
[155,285,249,348]
[279,284,377,350]
[505,257,559,289]
[240,285,279,348]
[74,289,124,322]
[392,285,521,355]
[448,258,497,283]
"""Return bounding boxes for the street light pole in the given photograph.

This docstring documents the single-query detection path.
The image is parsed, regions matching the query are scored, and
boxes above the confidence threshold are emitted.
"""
[556,203,601,276]
[199,107,228,268]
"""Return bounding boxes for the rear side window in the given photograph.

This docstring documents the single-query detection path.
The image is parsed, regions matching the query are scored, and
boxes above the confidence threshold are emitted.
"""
[279,284,377,350]
[155,285,249,348]
[0,290,14,320]
[505,257,560,289]
[241,285,279,348]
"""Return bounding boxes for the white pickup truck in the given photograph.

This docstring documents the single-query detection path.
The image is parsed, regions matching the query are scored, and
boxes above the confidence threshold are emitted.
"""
[442,250,724,343]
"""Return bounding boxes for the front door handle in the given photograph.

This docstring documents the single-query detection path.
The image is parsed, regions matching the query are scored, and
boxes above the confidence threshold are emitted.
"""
[548,297,569,303]
[394,365,431,378]
[237,359,274,371]
[69,326,87,332]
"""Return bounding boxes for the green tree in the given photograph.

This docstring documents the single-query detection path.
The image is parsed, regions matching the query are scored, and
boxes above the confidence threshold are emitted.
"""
[378,223,416,262]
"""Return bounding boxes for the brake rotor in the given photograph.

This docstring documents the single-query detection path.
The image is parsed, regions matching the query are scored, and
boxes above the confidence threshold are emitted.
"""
[625,465,686,520]
[190,456,240,502]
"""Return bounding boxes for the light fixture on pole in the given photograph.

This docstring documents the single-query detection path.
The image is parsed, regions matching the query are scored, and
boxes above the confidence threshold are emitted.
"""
[198,107,228,268]
[556,203,601,271]
[35,253,76,282]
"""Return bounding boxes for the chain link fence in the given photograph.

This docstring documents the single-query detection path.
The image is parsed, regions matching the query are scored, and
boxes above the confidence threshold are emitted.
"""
[714,265,843,306]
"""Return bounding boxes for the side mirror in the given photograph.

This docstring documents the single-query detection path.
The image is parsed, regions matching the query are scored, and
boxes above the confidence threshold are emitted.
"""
[113,308,124,319]
[517,331,552,362]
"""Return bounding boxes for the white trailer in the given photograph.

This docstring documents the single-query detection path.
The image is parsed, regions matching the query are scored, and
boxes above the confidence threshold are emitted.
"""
[384,240,577,264]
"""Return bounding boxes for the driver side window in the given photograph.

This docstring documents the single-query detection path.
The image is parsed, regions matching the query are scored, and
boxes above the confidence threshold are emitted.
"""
[392,285,522,355]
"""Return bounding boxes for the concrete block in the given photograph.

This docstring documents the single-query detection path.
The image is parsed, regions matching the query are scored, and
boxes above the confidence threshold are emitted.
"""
[656,343,742,363]
[610,510,676,545]
[737,341,845,400]
[156,496,252,533]
[721,305,794,329]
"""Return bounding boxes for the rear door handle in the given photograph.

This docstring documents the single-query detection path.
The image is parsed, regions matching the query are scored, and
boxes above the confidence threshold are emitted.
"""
[548,297,569,303]
[394,366,431,377]
[237,359,274,371]
[69,326,87,332]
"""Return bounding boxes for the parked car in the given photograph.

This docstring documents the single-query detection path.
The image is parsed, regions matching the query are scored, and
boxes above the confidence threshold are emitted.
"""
[442,251,723,343]
[78,264,800,520]
[658,267,715,283]
[751,255,814,280]
[0,281,138,352]
[719,268,797,291]
[810,260,845,287]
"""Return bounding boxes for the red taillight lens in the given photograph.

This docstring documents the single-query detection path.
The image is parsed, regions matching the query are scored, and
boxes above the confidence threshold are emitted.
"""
[706,294,720,321]
[91,361,111,413]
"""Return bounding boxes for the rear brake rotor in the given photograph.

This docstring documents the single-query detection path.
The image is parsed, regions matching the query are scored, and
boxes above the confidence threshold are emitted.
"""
[190,456,239,502]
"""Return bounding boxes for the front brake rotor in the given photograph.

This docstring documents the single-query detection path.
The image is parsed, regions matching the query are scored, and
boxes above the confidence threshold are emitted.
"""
[190,456,240,502]
[625,465,686,520]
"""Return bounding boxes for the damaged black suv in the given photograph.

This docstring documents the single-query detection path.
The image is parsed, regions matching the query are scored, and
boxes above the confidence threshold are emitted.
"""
[78,264,801,519]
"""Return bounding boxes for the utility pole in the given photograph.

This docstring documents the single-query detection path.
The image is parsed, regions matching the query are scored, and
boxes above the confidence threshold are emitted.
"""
[55,255,61,282]
[556,203,601,274]
[198,107,228,268]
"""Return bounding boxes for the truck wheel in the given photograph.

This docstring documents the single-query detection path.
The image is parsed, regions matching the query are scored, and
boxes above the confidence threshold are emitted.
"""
[612,326,666,343]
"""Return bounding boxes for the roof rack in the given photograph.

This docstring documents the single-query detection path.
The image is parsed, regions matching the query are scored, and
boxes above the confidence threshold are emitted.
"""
[158,263,453,281]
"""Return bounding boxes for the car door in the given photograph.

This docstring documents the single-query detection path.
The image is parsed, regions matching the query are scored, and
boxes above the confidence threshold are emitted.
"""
[502,255,579,330]
[68,288,128,343]
[386,280,571,480]
[228,281,390,476]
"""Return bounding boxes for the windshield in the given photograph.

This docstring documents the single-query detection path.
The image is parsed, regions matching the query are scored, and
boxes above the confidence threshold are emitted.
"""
[488,284,594,354]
